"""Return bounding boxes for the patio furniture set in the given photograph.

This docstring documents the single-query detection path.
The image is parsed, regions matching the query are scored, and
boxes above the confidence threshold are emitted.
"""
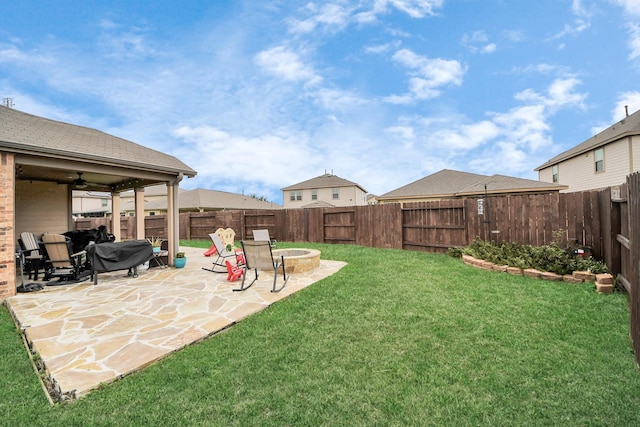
[202,228,288,293]
[16,228,155,291]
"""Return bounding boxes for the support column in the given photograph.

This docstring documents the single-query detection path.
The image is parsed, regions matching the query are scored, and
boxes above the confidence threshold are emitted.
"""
[167,183,176,264]
[111,193,121,241]
[135,187,145,240]
[167,174,183,265]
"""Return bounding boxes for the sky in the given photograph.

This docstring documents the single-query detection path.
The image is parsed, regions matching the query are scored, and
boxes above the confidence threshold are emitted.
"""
[2,0,640,205]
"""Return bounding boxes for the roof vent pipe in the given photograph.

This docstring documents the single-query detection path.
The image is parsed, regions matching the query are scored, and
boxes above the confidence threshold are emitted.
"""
[625,105,629,117]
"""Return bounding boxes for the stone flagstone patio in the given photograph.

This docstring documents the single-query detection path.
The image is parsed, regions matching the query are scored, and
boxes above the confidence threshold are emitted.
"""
[5,246,346,401]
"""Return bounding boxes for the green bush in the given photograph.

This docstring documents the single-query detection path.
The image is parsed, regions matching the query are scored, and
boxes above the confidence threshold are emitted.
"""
[447,247,464,258]
[463,238,609,275]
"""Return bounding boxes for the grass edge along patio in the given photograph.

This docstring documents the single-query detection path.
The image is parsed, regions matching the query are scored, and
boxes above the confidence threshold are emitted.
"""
[2,242,640,426]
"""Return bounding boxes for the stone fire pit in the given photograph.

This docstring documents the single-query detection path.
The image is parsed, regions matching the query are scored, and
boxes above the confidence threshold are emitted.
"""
[272,248,321,274]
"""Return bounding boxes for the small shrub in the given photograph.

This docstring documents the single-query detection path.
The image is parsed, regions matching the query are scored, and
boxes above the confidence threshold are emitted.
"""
[447,247,463,258]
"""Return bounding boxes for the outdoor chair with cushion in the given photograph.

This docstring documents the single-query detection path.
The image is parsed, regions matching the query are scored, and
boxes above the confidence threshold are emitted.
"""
[202,232,244,273]
[236,240,288,292]
[41,234,91,284]
[18,231,44,280]
[252,229,277,248]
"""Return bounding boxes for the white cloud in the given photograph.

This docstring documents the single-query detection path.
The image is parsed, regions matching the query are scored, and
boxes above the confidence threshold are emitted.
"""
[382,0,444,18]
[461,31,497,54]
[515,77,586,111]
[173,124,317,190]
[364,41,402,54]
[290,0,443,32]
[512,63,569,75]
[551,0,592,40]
[0,43,53,66]
[386,49,465,102]
[254,46,322,86]
[314,88,369,110]
[626,23,640,61]
[97,20,156,60]
[612,91,640,120]
[611,0,640,15]
[425,120,500,150]
[287,3,351,34]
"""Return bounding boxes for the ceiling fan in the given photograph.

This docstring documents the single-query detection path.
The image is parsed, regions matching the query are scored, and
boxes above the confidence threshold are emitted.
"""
[70,172,111,190]
[72,172,88,189]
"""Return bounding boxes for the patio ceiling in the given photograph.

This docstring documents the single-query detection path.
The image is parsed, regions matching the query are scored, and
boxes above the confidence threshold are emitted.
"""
[15,155,179,192]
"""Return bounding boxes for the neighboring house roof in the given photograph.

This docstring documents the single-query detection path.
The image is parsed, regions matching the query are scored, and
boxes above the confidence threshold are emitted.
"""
[0,106,197,179]
[176,188,281,210]
[120,186,188,199]
[378,169,566,200]
[301,200,335,209]
[282,173,367,193]
[535,108,640,171]
[73,206,110,215]
[123,188,282,211]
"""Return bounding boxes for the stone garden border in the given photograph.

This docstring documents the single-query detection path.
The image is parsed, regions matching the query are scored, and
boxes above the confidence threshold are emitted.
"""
[461,254,615,294]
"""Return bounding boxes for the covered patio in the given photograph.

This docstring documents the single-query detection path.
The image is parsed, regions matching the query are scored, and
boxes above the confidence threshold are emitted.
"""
[1,105,198,298]
[6,246,346,402]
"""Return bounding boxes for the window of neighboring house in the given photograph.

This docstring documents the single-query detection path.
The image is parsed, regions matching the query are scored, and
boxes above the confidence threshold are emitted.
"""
[101,199,108,207]
[594,148,604,172]
[311,189,318,200]
[128,212,135,217]
[332,188,339,199]
[552,165,559,183]
[290,190,302,201]
[149,211,156,216]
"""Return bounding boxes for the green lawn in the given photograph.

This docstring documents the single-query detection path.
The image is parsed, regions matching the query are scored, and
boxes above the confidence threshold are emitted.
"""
[2,242,639,426]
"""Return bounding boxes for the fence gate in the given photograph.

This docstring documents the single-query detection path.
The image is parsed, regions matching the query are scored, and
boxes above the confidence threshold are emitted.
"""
[323,209,356,244]
[402,200,467,253]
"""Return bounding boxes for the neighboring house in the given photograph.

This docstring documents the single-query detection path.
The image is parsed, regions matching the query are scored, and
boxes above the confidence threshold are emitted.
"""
[535,108,640,192]
[120,186,281,215]
[1,105,196,297]
[281,173,368,208]
[119,185,187,216]
[72,191,112,218]
[377,169,567,206]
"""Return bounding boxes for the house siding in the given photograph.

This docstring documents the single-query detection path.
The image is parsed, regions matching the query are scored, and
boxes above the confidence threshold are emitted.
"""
[632,135,640,172]
[539,138,633,192]
[538,167,554,184]
[283,185,367,208]
[16,181,70,236]
[73,192,111,215]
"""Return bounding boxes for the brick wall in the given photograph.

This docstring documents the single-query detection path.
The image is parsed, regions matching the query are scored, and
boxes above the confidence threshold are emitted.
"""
[0,152,15,299]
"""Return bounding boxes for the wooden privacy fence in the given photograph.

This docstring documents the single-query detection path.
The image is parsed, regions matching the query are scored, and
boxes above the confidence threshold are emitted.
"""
[76,190,605,255]
[622,173,640,369]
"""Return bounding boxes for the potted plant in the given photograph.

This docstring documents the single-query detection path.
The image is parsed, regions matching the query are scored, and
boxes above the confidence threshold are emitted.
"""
[147,237,163,253]
[174,252,187,268]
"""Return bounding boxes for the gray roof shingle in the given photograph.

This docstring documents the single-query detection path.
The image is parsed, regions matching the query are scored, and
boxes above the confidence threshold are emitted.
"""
[124,188,281,211]
[0,106,196,176]
[379,169,566,199]
[535,108,640,171]
[282,173,367,192]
